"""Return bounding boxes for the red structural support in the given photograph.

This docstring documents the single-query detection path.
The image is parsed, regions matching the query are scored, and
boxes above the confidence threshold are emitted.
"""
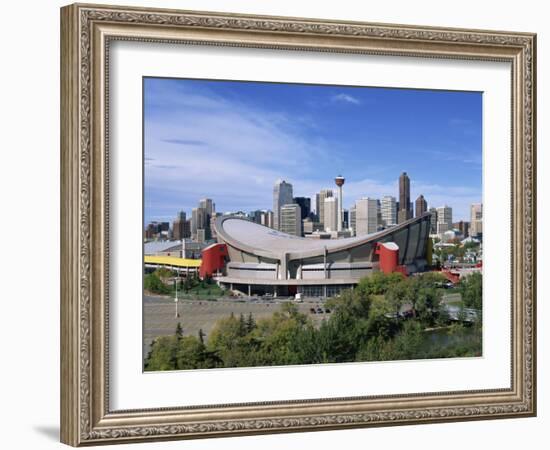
[375,242,399,274]
[200,243,228,279]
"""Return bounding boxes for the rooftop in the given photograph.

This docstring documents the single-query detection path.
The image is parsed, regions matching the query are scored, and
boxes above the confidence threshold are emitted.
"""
[144,240,181,255]
[144,255,201,268]
[215,214,430,259]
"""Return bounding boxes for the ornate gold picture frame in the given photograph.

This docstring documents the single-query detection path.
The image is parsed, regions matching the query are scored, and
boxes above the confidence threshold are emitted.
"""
[60,3,536,446]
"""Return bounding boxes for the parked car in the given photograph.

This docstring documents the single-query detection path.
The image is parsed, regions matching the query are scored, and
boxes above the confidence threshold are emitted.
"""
[309,308,316,314]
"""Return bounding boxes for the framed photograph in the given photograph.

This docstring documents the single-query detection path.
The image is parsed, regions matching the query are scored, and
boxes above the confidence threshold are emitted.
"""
[60,3,536,446]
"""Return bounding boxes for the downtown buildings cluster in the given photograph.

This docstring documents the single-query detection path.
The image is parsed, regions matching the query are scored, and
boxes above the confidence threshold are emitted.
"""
[145,171,483,247]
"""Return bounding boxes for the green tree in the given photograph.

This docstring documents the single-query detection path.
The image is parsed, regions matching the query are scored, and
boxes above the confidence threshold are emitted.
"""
[326,286,372,319]
[420,288,444,325]
[459,272,482,310]
[207,313,260,367]
[238,313,247,337]
[183,275,193,291]
[318,289,373,362]
[144,272,170,295]
[175,336,219,370]
[279,301,301,318]
[355,271,404,296]
[175,322,183,339]
[154,267,174,279]
[144,336,178,371]
[245,313,256,333]
[385,281,408,316]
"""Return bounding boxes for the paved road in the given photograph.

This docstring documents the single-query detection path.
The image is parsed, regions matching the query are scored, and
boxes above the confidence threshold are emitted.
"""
[143,295,330,358]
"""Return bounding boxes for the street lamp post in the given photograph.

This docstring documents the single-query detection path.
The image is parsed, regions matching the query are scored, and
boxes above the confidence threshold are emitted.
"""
[174,274,179,318]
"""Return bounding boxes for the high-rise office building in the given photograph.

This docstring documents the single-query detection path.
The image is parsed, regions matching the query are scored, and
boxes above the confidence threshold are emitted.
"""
[159,222,170,232]
[316,189,333,228]
[199,198,214,215]
[293,197,311,220]
[260,210,274,229]
[196,228,206,244]
[428,207,438,234]
[248,210,263,224]
[145,222,157,240]
[381,195,397,227]
[302,218,323,235]
[436,205,453,234]
[454,220,470,238]
[273,179,294,231]
[191,207,208,241]
[355,198,378,235]
[415,194,427,217]
[470,203,483,238]
[198,198,214,239]
[280,203,302,236]
[349,205,357,236]
[398,172,412,223]
[172,211,191,240]
[343,209,349,229]
[323,196,338,232]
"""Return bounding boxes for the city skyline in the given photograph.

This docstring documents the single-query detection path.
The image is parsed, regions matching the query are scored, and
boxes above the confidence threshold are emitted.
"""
[144,77,482,223]
[145,185,481,241]
[144,173,480,231]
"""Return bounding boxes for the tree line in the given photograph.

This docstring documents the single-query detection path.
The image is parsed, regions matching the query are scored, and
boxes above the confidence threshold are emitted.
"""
[145,271,482,371]
[144,269,224,297]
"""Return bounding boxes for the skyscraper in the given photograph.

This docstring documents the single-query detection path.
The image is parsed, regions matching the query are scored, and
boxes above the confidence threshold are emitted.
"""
[415,194,427,217]
[293,197,311,220]
[436,205,453,234]
[260,210,274,229]
[172,211,191,240]
[199,198,214,215]
[455,220,470,238]
[355,198,378,235]
[273,179,294,231]
[398,172,412,223]
[428,207,438,234]
[191,207,208,241]
[323,196,338,232]
[280,204,302,236]
[334,175,345,232]
[381,195,397,227]
[196,228,206,244]
[349,205,357,236]
[316,189,333,228]
[248,210,263,224]
[199,198,214,239]
[343,209,349,229]
[470,203,483,238]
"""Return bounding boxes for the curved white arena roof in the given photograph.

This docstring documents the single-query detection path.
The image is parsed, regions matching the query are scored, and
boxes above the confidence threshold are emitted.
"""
[214,214,430,260]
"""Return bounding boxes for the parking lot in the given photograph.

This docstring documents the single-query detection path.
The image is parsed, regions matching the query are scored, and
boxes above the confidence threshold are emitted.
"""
[143,295,331,357]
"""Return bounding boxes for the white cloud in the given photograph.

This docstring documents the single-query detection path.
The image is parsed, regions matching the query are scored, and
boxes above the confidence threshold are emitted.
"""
[144,82,480,222]
[144,85,335,213]
[426,149,482,166]
[331,93,361,105]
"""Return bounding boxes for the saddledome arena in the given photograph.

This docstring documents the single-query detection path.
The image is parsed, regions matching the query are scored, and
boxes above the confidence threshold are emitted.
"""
[208,213,432,297]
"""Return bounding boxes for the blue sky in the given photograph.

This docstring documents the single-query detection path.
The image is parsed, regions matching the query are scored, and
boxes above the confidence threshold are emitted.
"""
[144,77,482,223]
